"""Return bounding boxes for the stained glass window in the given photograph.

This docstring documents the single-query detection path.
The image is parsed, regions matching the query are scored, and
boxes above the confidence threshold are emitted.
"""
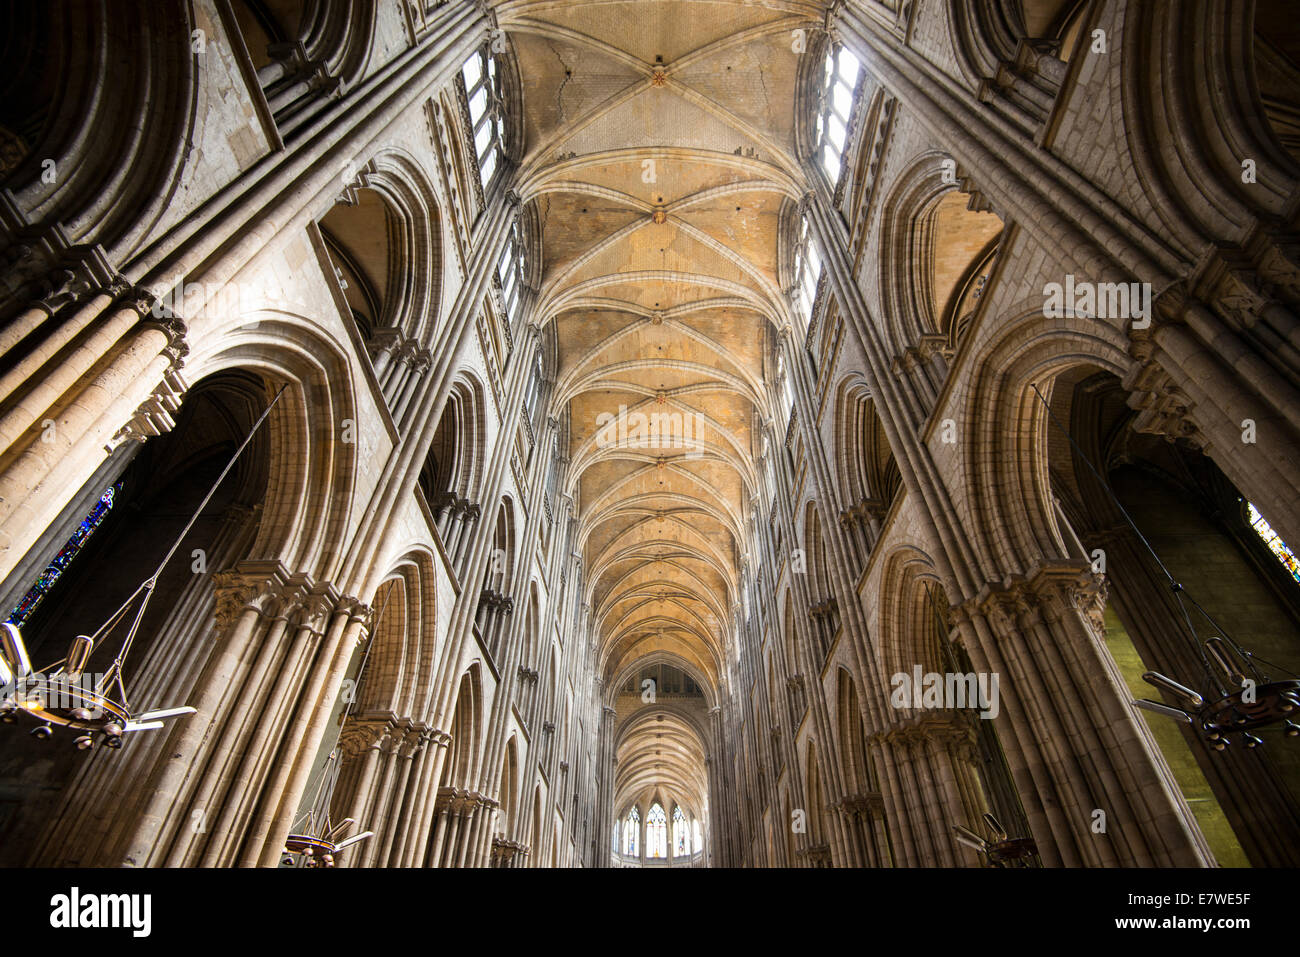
[646,803,667,858]
[6,482,121,627]
[624,806,639,856]
[672,805,688,855]
[1246,501,1300,584]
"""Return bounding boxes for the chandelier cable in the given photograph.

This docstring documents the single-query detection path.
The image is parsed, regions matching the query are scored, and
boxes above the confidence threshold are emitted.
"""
[1027,382,1260,691]
[98,384,288,705]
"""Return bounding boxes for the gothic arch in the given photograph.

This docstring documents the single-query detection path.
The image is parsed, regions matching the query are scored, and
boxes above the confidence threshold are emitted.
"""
[352,550,439,722]
[226,0,377,97]
[442,664,484,790]
[1119,0,1300,249]
[802,739,831,865]
[500,736,520,839]
[486,496,518,594]
[318,151,444,350]
[0,369,282,866]
[876,545,948,685]
[1252,0,1300,165]
[960,306,1131,577]
[0,1,197,262]
[421,374,488,568]
[1045,366,1300,865]
[877,152,1005,360]
[186,312,362,581]
[834,375,902,520]
[529,784,544,866]
[606,650,718,710]
[948,0,1029,90]
[835,668,876,795]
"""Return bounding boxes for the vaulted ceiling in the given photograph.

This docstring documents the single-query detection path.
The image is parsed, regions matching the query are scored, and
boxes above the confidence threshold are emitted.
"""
[502,0,823,715]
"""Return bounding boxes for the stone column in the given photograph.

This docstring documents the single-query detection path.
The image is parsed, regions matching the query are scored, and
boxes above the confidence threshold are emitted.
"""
[954,563,1213,866]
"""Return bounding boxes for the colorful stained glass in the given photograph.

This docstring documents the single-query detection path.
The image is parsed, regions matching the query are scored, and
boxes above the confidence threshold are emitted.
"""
[6,483,121,626]
[1247,502,1300,585]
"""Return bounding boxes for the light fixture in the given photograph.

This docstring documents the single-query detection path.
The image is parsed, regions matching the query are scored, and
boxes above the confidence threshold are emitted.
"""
[1031,382,1300,752]
[952,813,1037,867]
[0,385,287,750]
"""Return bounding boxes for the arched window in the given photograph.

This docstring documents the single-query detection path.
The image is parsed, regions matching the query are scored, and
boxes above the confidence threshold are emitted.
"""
[462,46,505,190]
[692,818,702,854]
[497,216,528,327]
[813,45,863,186]
[624,806,640,856]
[646,803,667,859]
[672,805,689,856]
[792,215,822,323]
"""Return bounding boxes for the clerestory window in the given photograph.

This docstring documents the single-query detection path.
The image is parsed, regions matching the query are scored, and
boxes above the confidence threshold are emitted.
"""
[812,45,862,188]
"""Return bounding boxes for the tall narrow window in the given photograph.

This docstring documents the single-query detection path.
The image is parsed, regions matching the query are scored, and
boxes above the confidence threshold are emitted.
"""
[624,806,640,856]
[1246,501,1300,584]
[792,215,822,323]
[692,818,702,854]
[646,803,667,858]
[7,482,121,627]
[497,218,527,327]
[672,805,689,855]
[462,46,505,192]
[813,45,862,187]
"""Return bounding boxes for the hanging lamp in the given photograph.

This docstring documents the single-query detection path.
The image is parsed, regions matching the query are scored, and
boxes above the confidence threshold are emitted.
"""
[1030,382,1300,752]
[952,813,1037,867]
[0,385,286,750]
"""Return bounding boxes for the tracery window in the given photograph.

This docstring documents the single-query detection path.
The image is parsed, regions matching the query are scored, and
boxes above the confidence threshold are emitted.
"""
[7,482,121,627]
[1246,501,1300,584]
[646,802,667,858]
[623,806,640,856]
[672,805,689,855]
[497,218,527,327]
[462,46,505,191]
[692,818,702,854]
[812,45,862,187]
[792,215,822,323]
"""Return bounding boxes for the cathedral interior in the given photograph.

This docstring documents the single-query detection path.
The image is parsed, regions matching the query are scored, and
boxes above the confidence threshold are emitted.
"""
[0,0,1298,870]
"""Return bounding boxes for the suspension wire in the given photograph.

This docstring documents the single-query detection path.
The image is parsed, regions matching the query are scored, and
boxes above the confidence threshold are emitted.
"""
[1029,383,1177,584]
[100,385,287,706]
[1026,382,1277,693]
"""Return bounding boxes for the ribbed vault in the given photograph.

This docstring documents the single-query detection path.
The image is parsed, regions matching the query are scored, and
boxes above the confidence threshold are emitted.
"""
[502,0,821,835]
[614,708,709,826]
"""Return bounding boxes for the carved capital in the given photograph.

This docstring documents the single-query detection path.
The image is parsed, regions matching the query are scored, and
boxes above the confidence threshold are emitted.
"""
[104,368,189,453]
